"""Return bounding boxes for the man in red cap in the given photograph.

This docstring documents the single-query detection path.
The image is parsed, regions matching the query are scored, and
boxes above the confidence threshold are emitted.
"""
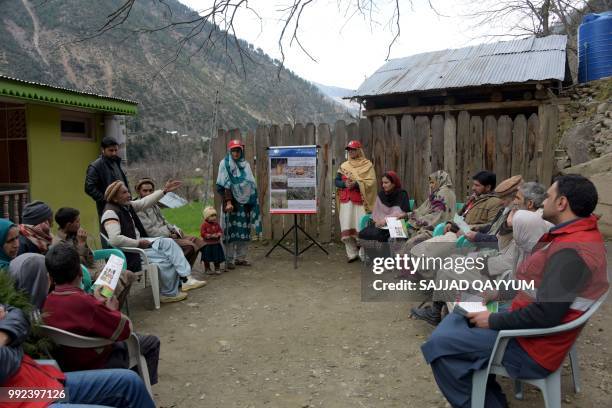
[335,140,377,262]
[216,140,262,268]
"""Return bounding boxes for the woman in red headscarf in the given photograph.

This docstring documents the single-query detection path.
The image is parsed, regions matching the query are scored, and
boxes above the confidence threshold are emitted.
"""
[358,171,411,243]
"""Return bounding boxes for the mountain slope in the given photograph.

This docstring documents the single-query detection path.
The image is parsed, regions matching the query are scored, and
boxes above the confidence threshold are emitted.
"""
[0,0,351,161]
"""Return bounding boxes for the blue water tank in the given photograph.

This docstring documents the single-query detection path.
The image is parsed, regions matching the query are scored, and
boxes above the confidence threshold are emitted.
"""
[578,11,612,83]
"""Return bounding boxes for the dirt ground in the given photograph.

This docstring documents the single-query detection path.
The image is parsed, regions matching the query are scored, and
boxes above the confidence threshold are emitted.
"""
[128,243,612,408]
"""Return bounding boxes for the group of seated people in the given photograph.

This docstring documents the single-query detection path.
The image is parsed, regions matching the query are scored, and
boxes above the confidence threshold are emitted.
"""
[0,176,225,406]
[357,169,609,407]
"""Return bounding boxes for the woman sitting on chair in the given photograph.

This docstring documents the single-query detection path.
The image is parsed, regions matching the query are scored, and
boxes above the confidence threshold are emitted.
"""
[359,171,411,243]
[101,180,207,304]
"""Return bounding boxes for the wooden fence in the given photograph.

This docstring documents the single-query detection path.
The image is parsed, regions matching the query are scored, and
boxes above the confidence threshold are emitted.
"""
[212,105,558,243]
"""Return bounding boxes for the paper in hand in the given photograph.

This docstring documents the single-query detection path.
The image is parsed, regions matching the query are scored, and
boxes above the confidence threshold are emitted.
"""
[93,254,124,298]
[453,214,472,234]
[159,192,188,208]
[386,217,407,238]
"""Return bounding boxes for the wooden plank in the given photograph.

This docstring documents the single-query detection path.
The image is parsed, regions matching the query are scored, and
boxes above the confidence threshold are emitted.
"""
[483,115,496,172]
[359,118,373,159]
[255,126,271,241]
[538,104,558,185]
[511,115,527,177]
[281,124,294,235]
[467,116,484,191]
[401,115,416,201]
[414,116,431,204]
[333,121,348,242]
[346,122,358,142]
[495,116,513,182]
[385,116,401,177]
[244,129,256,166]
[268,125,283,240]
[317,123,333,243]
[525,114,539,181]
[363,99,543,116]
[456,111,470,201]
[292,123,306,240]
[443,114,456,193]
[304,123,318,238]
[431,115,444,172]
[212,129,227,212]
[371,116,385,182]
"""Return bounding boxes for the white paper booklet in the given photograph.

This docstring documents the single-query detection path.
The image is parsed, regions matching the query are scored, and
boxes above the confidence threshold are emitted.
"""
[386,217,407,238]
[453,214,472,234]
[94,254,124,297]
[158,192,188,208]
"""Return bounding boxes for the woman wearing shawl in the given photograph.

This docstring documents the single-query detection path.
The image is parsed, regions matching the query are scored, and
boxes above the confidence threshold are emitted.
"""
[9,253,50,310]
[216,139,262,268]
[359,171,411,243]
[1,219,20,272]
[336,140,377,262]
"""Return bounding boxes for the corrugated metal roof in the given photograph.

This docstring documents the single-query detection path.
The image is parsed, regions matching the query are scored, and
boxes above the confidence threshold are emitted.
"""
[353,35,567,98]
[0,74,138,104]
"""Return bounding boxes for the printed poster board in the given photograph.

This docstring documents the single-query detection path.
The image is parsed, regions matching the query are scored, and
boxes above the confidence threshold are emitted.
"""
[269,145,317,214]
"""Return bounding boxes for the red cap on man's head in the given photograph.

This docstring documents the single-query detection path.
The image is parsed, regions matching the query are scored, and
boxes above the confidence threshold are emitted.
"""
[346,140,362,150]
[228,139,244,150]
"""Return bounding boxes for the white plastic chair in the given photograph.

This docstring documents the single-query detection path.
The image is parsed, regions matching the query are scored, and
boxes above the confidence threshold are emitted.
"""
[39,325,153,397]
[471,291,608,408]
[101,233,161,310]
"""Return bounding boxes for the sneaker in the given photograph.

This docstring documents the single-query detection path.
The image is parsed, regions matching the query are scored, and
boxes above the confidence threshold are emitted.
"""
[205,268,216,275]
[235,259,251,266]
[226,262,236,270]
[160,292,188,304]
[181,276,208,292]
[347,256,360,263]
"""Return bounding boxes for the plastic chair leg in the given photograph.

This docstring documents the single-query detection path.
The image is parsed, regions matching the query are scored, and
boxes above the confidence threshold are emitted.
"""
[148,264,160,310]
[539,369,562,408]
[470,369,489,408]
[569,344,581,393]
[514,379,524,400]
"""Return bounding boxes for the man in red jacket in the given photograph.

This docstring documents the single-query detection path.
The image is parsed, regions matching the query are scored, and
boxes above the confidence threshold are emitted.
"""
[421,174,609,408]
[42,243,160,385]
[0,304,155,407]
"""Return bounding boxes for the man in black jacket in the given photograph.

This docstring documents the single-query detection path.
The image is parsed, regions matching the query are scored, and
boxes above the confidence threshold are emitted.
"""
[85,137,130,218]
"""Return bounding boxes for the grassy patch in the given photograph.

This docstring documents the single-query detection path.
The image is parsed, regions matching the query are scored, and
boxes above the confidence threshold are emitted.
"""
[161,202,205,237]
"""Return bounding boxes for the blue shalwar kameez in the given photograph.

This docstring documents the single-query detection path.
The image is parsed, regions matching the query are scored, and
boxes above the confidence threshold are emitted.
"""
[421,313,550,408]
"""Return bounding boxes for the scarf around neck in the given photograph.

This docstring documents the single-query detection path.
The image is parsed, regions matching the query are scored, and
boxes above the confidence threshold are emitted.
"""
[0,218,17,269]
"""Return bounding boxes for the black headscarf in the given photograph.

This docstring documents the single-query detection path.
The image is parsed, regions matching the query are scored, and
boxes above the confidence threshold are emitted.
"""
[378,171,411,211]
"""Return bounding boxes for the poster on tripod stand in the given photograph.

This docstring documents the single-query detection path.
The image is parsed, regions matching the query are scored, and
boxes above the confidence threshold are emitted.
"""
[268,145,317,214]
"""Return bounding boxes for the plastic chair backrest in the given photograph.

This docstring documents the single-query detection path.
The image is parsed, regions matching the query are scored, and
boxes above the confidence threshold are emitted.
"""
[432,223,445,237]
[359,214,372,231]
[80,265,93,293]
[409,199,415,211]
[456,202,464,212]
[93,248,127,271]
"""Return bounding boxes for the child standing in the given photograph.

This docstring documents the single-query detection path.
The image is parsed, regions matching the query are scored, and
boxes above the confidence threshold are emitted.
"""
[200,206,226,275]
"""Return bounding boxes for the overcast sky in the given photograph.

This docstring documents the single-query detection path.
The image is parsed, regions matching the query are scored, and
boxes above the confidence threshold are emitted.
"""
[179,0,504,90]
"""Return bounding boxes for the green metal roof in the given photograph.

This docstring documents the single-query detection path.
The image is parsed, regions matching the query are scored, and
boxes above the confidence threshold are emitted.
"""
[0,75,138,115]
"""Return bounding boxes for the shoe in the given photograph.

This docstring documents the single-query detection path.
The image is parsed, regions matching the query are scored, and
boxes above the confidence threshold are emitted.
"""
[347,256,360,263]
[226,262,236,270]
[235,259,251,266]
[160,292,188,303]
[205,269,216,275]
[181,276,208,292]
[410,304,442,326]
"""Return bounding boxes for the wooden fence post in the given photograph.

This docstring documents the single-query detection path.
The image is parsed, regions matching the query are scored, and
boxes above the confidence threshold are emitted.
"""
[414,116,431,204]
[333,121,348,241]
[456,111,470,201]
[525,114,540,181]
[371,116,385,182]
[443,114,457,195]
[317,123,333,243]
[431,115,444,172]
[468,116,484,190]
[255,126,271,241]
[512,115,527,177]
[386,116,401,177]
[359,118,373,159]
[496,116,513,181]
[245,129,256,166]
[269,125,283,240]
[401,115,416,201]
[483,115,497,173]
[538,104,558,185]
[304,123,318,238]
